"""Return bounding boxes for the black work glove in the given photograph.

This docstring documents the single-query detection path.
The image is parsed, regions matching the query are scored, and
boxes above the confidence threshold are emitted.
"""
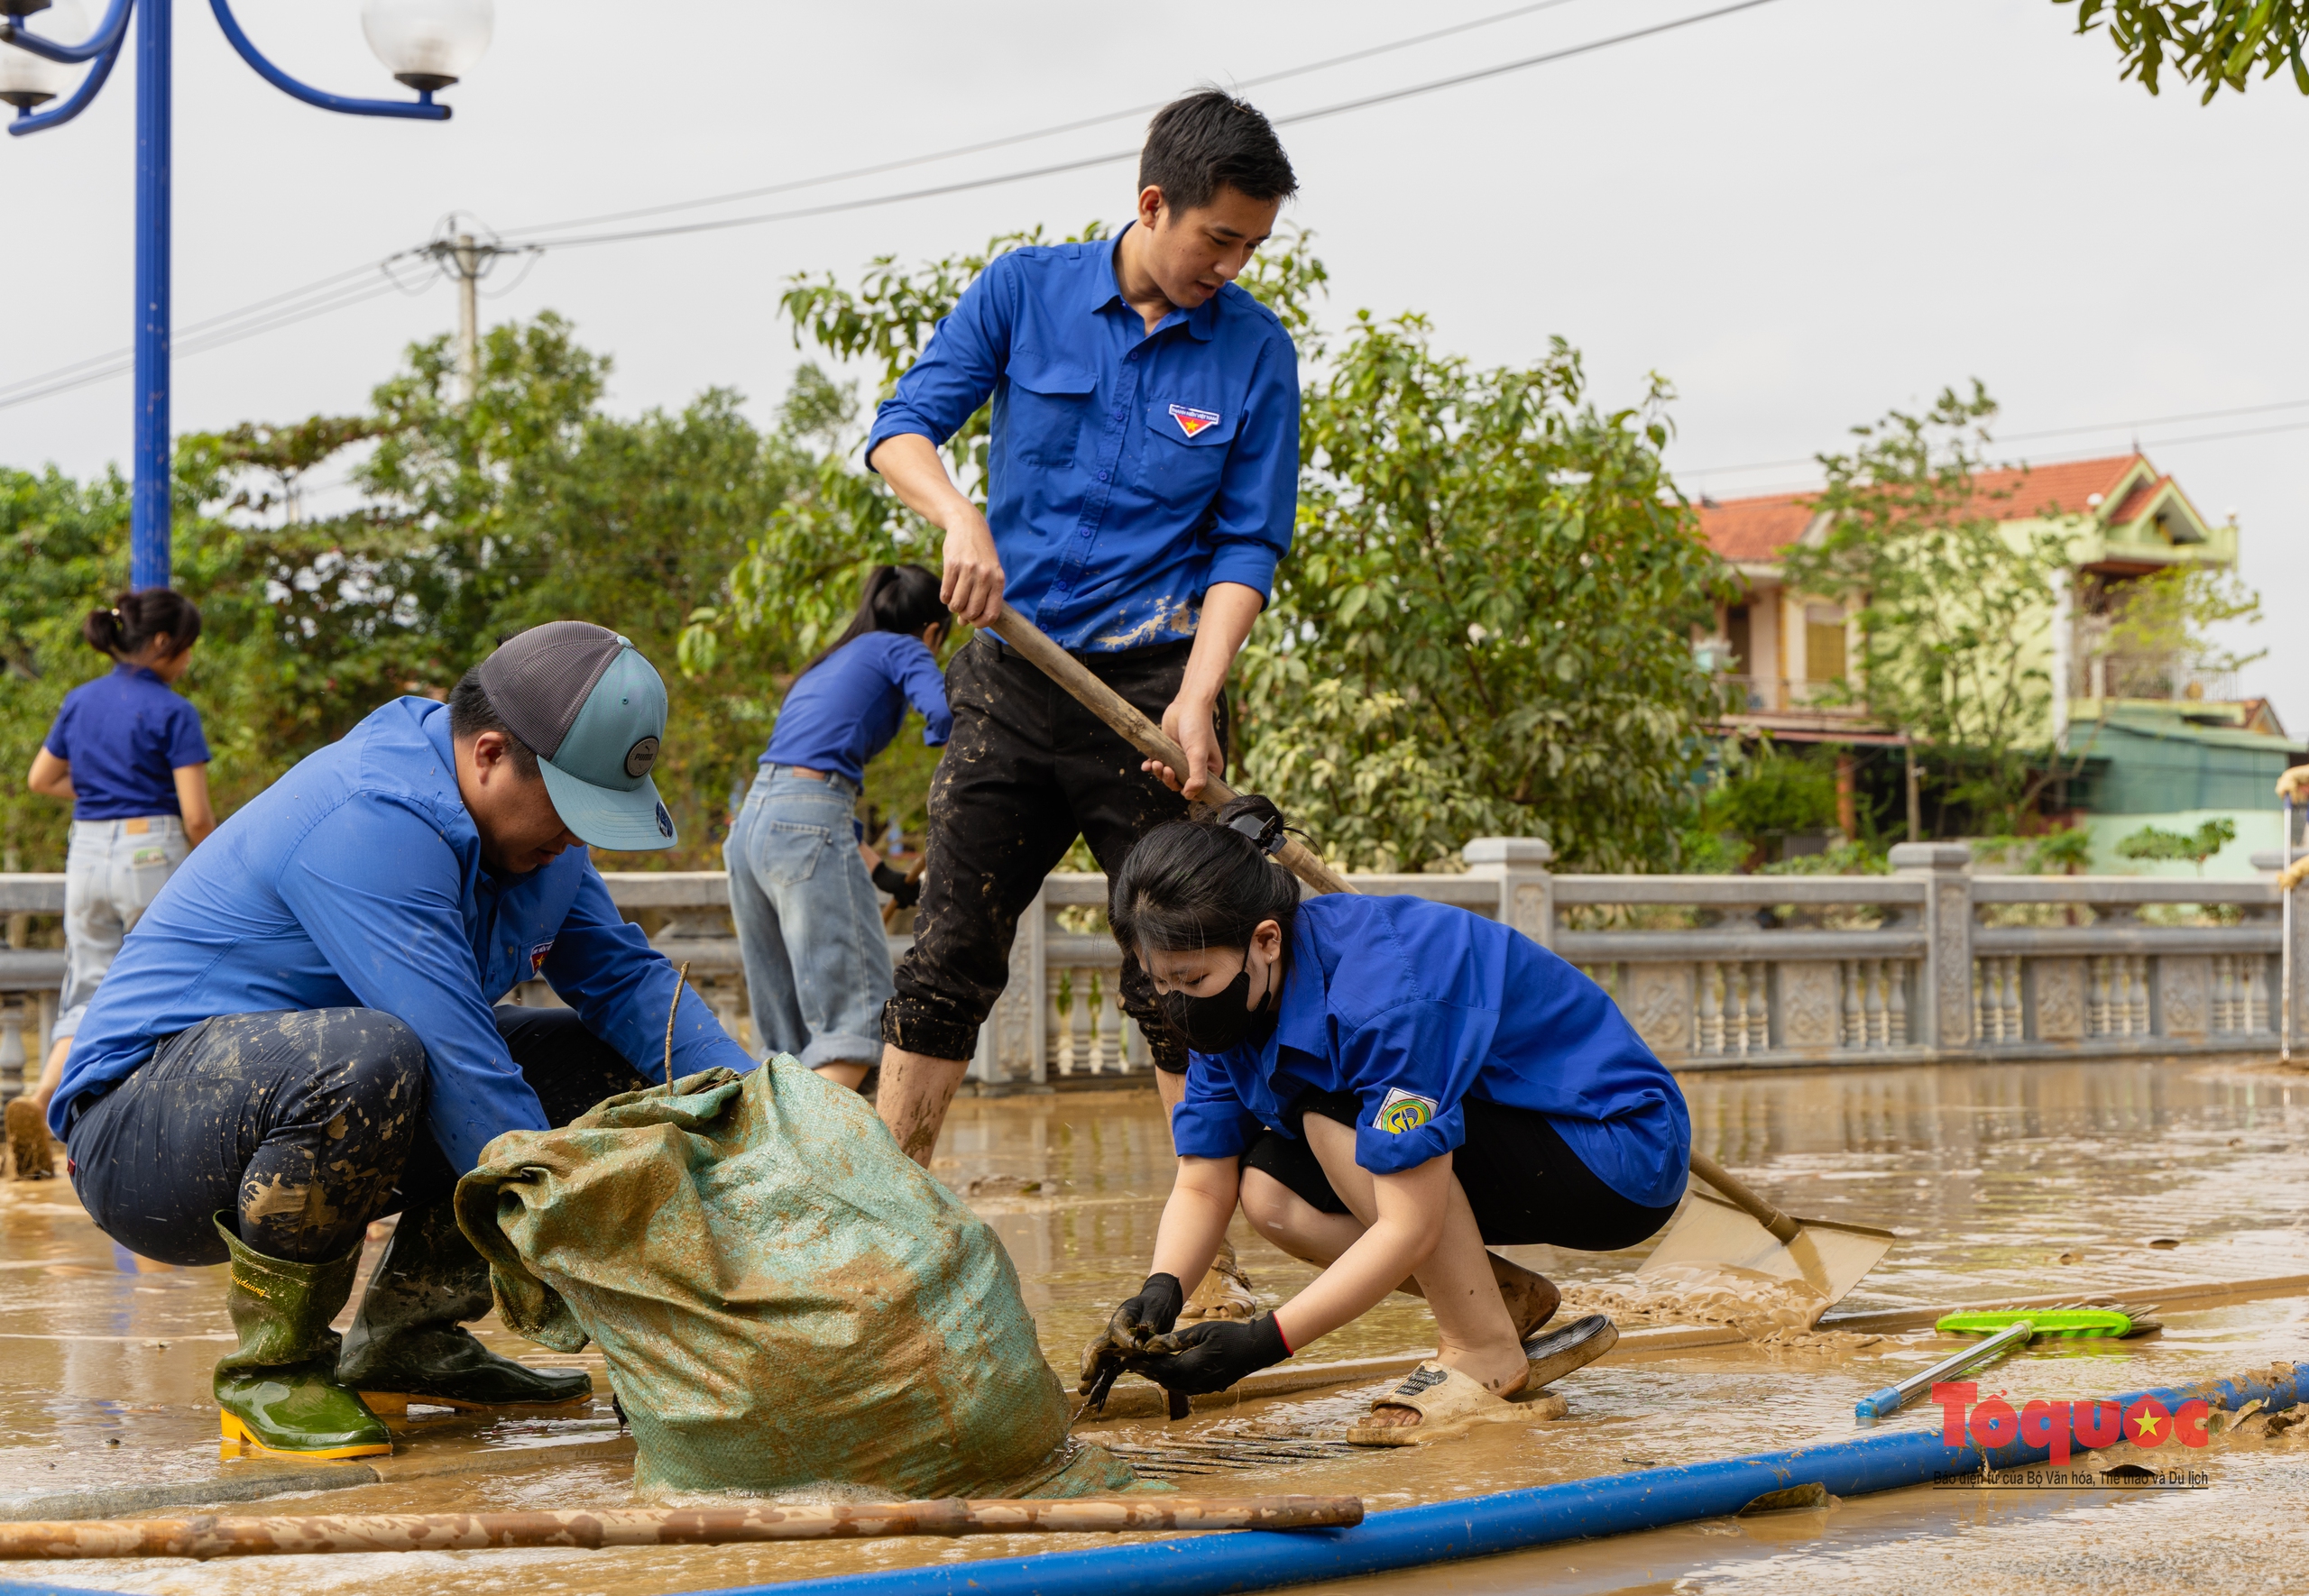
[1123,1311,1292,1398]
[1078,1272,1185,1393]
[871,860,922,909]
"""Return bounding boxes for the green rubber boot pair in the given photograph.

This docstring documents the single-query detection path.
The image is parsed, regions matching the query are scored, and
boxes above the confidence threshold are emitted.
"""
[211,1215,391,1460]
[337,1198,593,1416]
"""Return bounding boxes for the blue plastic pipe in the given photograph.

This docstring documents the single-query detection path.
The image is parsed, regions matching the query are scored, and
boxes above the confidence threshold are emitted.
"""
[691,1362,2306,1596]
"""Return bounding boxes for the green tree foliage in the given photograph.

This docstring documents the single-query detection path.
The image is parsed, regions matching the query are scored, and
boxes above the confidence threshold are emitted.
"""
[2116,816,2237,873]
[1705,748,1838,849]
[1238,317,1727,872]
[3,314,823,872]
[2058,0,2309,98]
[1777,386,2074,835]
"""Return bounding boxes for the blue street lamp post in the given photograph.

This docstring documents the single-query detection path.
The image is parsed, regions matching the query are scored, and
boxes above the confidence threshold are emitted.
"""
[0,0,492,589]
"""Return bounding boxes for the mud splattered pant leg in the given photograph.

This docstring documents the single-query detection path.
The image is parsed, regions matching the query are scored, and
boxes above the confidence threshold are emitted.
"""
[883,634,1227,1074]
[66,1005,648,1266]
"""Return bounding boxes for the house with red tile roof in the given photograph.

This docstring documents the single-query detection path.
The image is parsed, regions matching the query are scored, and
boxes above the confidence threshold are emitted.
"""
[1693,454,2289,874]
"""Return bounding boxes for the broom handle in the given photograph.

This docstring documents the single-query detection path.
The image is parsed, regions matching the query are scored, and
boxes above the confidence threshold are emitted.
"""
[990,604,1356,897]
[2285,794,2294,1065]
[1686,1149,1802,1244]
[0,1497,1365,1561]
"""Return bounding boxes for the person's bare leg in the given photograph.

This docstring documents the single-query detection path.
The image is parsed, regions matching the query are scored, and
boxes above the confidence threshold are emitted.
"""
[875,1045,968,1167]
[1159,1067,1258,1319]
[814,1061,869,1091]
[1298,1115,1524,1427]
[1237,1168,1553,1333]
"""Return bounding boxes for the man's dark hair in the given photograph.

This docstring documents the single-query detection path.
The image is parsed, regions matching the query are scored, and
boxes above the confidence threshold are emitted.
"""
[1139,88,1296,216]
[448,667,540,779]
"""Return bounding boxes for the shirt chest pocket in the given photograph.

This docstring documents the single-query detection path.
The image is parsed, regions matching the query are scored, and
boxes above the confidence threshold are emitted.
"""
[1002,353,1097,469]
[1141,399,1242,513]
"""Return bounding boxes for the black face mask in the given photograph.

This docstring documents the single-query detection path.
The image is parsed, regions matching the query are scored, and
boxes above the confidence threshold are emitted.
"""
[1157,950,1279,1054]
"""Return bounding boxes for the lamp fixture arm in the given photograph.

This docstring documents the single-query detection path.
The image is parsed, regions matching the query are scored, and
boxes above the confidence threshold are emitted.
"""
[5,16,126,135]
[0,0,133,64]
[207,0,449,121]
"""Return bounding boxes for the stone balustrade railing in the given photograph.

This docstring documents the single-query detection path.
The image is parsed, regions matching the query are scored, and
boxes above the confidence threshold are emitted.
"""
[5,838,2301,1097]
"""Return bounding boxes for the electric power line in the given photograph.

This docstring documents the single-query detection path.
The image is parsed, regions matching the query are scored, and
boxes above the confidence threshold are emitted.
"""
[501,0,1603,241]
[1679,396,2309,480]
[516,0,1791,252]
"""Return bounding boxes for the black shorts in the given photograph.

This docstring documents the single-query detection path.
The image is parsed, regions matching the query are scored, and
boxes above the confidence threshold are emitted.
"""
[1240,1089,1680,1252]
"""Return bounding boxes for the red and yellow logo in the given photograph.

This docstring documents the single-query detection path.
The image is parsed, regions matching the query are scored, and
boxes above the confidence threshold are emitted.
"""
[1169,404,1221,438]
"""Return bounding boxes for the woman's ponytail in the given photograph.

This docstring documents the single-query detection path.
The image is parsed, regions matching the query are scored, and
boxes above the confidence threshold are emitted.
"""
[1110,793,1304,956]
[795,563,953,679]
[82,589,201,662]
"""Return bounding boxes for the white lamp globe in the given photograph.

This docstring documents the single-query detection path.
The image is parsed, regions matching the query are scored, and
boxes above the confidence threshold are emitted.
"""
[0,0,87,111]
[361,0,492,93]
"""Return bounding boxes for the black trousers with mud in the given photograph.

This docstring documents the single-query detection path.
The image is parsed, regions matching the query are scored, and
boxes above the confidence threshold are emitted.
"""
[884,634,1227,1073]
[66,1006,649,1266]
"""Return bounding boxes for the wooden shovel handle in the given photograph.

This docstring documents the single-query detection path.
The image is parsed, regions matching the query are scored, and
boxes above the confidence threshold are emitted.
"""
[1686,1149,1802,1245]
[990,603,1357,897]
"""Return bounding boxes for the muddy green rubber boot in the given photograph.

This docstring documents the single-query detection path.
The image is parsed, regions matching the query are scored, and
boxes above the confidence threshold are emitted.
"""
[338,1198,593,1415]
[211,1214,392,1460]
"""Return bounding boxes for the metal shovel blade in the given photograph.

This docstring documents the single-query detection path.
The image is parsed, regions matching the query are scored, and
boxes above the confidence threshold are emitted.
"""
[1636,1190,1895,1310]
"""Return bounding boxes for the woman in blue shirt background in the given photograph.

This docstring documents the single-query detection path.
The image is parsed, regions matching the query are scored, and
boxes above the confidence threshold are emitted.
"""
[12,590,214,1178]
[726,564,952,1087]
[1084,795,1691,1443]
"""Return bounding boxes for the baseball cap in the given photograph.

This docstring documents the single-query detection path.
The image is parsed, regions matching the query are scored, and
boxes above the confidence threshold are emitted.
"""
[475,621,678,851]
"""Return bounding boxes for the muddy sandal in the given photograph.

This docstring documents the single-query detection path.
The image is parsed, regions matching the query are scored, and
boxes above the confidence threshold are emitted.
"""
[1522,1313,1618,1389]
[1347,1361,1548,1447]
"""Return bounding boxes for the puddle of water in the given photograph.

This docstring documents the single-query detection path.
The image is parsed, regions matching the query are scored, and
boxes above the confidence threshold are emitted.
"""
[1,1057,2304,1594]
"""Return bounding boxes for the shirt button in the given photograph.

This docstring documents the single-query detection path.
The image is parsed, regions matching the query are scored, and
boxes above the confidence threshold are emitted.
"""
[1098,470,1109,482]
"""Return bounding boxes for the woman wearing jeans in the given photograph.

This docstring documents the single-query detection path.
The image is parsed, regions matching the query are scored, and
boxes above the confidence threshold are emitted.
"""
[727,566,951,1086]
[11,590,215,1179]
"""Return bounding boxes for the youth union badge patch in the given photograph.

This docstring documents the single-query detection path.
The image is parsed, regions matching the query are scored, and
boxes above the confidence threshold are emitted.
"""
[1375,1087,1440,1134]
[1169,403,1221,438]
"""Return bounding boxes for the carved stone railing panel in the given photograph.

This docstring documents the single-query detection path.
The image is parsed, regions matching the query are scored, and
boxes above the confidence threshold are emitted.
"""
[4,839,2303,1087]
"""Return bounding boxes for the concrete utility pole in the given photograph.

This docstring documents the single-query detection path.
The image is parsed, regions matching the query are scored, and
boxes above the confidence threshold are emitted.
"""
[453,232,481,402]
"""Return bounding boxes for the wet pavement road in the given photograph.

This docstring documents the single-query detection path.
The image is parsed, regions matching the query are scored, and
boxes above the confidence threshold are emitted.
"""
[1,1054,2304,1595]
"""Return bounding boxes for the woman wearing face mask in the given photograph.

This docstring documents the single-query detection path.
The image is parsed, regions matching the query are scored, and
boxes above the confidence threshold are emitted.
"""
[1085,794,1690,1443]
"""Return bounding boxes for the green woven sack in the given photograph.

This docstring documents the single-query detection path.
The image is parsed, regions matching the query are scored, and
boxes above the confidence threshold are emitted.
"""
[455,1057,1133,1500]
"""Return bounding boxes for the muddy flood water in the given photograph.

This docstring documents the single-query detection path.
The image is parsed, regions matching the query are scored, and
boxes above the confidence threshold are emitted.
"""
[3,1055,2305,1596]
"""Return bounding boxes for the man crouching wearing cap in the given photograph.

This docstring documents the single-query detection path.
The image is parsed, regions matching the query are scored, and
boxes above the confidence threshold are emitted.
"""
[47,622,754,1461]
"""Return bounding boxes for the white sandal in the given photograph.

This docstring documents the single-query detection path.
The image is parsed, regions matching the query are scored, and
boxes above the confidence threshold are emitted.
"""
[1345,1361,1567,1447]
[1523,1313,1618,1389]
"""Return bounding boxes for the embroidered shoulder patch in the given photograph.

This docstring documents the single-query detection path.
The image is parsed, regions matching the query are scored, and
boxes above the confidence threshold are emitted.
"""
[529,940,555,977]
[1375,1087,1440,1134]
[1168,403,1221,438]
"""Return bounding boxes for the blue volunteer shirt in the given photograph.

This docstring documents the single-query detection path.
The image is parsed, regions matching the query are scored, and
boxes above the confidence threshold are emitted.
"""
[1172,895,1691,1208]
[762,631,952,788]
[41,665,211,821]
[53,697,754,1169]
[865,231,1300,652]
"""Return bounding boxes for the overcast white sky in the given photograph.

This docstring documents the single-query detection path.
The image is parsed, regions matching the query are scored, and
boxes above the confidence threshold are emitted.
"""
[5,0,2304,729]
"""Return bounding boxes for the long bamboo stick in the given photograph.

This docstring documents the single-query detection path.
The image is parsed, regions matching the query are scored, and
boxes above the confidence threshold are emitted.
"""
[0,1495,1363,1562]
[990,603,1356,897]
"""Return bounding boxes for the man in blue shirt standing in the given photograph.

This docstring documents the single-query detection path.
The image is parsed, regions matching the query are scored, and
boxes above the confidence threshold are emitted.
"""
[53,622,758,1461]
[862,92,1301,1230]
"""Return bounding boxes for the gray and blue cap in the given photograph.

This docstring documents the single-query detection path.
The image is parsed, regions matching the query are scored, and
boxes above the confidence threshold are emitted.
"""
[476,620,677,851]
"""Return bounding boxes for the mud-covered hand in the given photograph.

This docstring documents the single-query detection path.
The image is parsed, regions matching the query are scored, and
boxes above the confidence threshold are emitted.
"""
[1123,1311,1292,1398]
[1077,1272,1186,1394]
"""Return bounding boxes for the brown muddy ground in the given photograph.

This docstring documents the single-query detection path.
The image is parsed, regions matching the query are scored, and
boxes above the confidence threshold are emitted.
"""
[1,1055,2304,1595]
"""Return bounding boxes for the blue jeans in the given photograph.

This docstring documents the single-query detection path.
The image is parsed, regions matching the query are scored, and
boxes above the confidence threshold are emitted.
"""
[56,815,191,1040]
[723,769,890,1069]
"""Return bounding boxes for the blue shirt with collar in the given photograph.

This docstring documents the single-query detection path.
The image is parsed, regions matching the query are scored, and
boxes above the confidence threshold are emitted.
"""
[42,664,211,821]
[51,697,756,1169]
[762,631,952,788]
[864,231,1300,653]
[1170,894,1691,1208]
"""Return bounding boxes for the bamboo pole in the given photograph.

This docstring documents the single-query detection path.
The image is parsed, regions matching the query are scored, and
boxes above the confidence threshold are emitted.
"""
[0,1495,1363,1562]
[989,603,1357,897]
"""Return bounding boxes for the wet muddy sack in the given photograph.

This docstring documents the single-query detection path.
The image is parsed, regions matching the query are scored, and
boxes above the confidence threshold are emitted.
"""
[455,1058,1132,1499]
